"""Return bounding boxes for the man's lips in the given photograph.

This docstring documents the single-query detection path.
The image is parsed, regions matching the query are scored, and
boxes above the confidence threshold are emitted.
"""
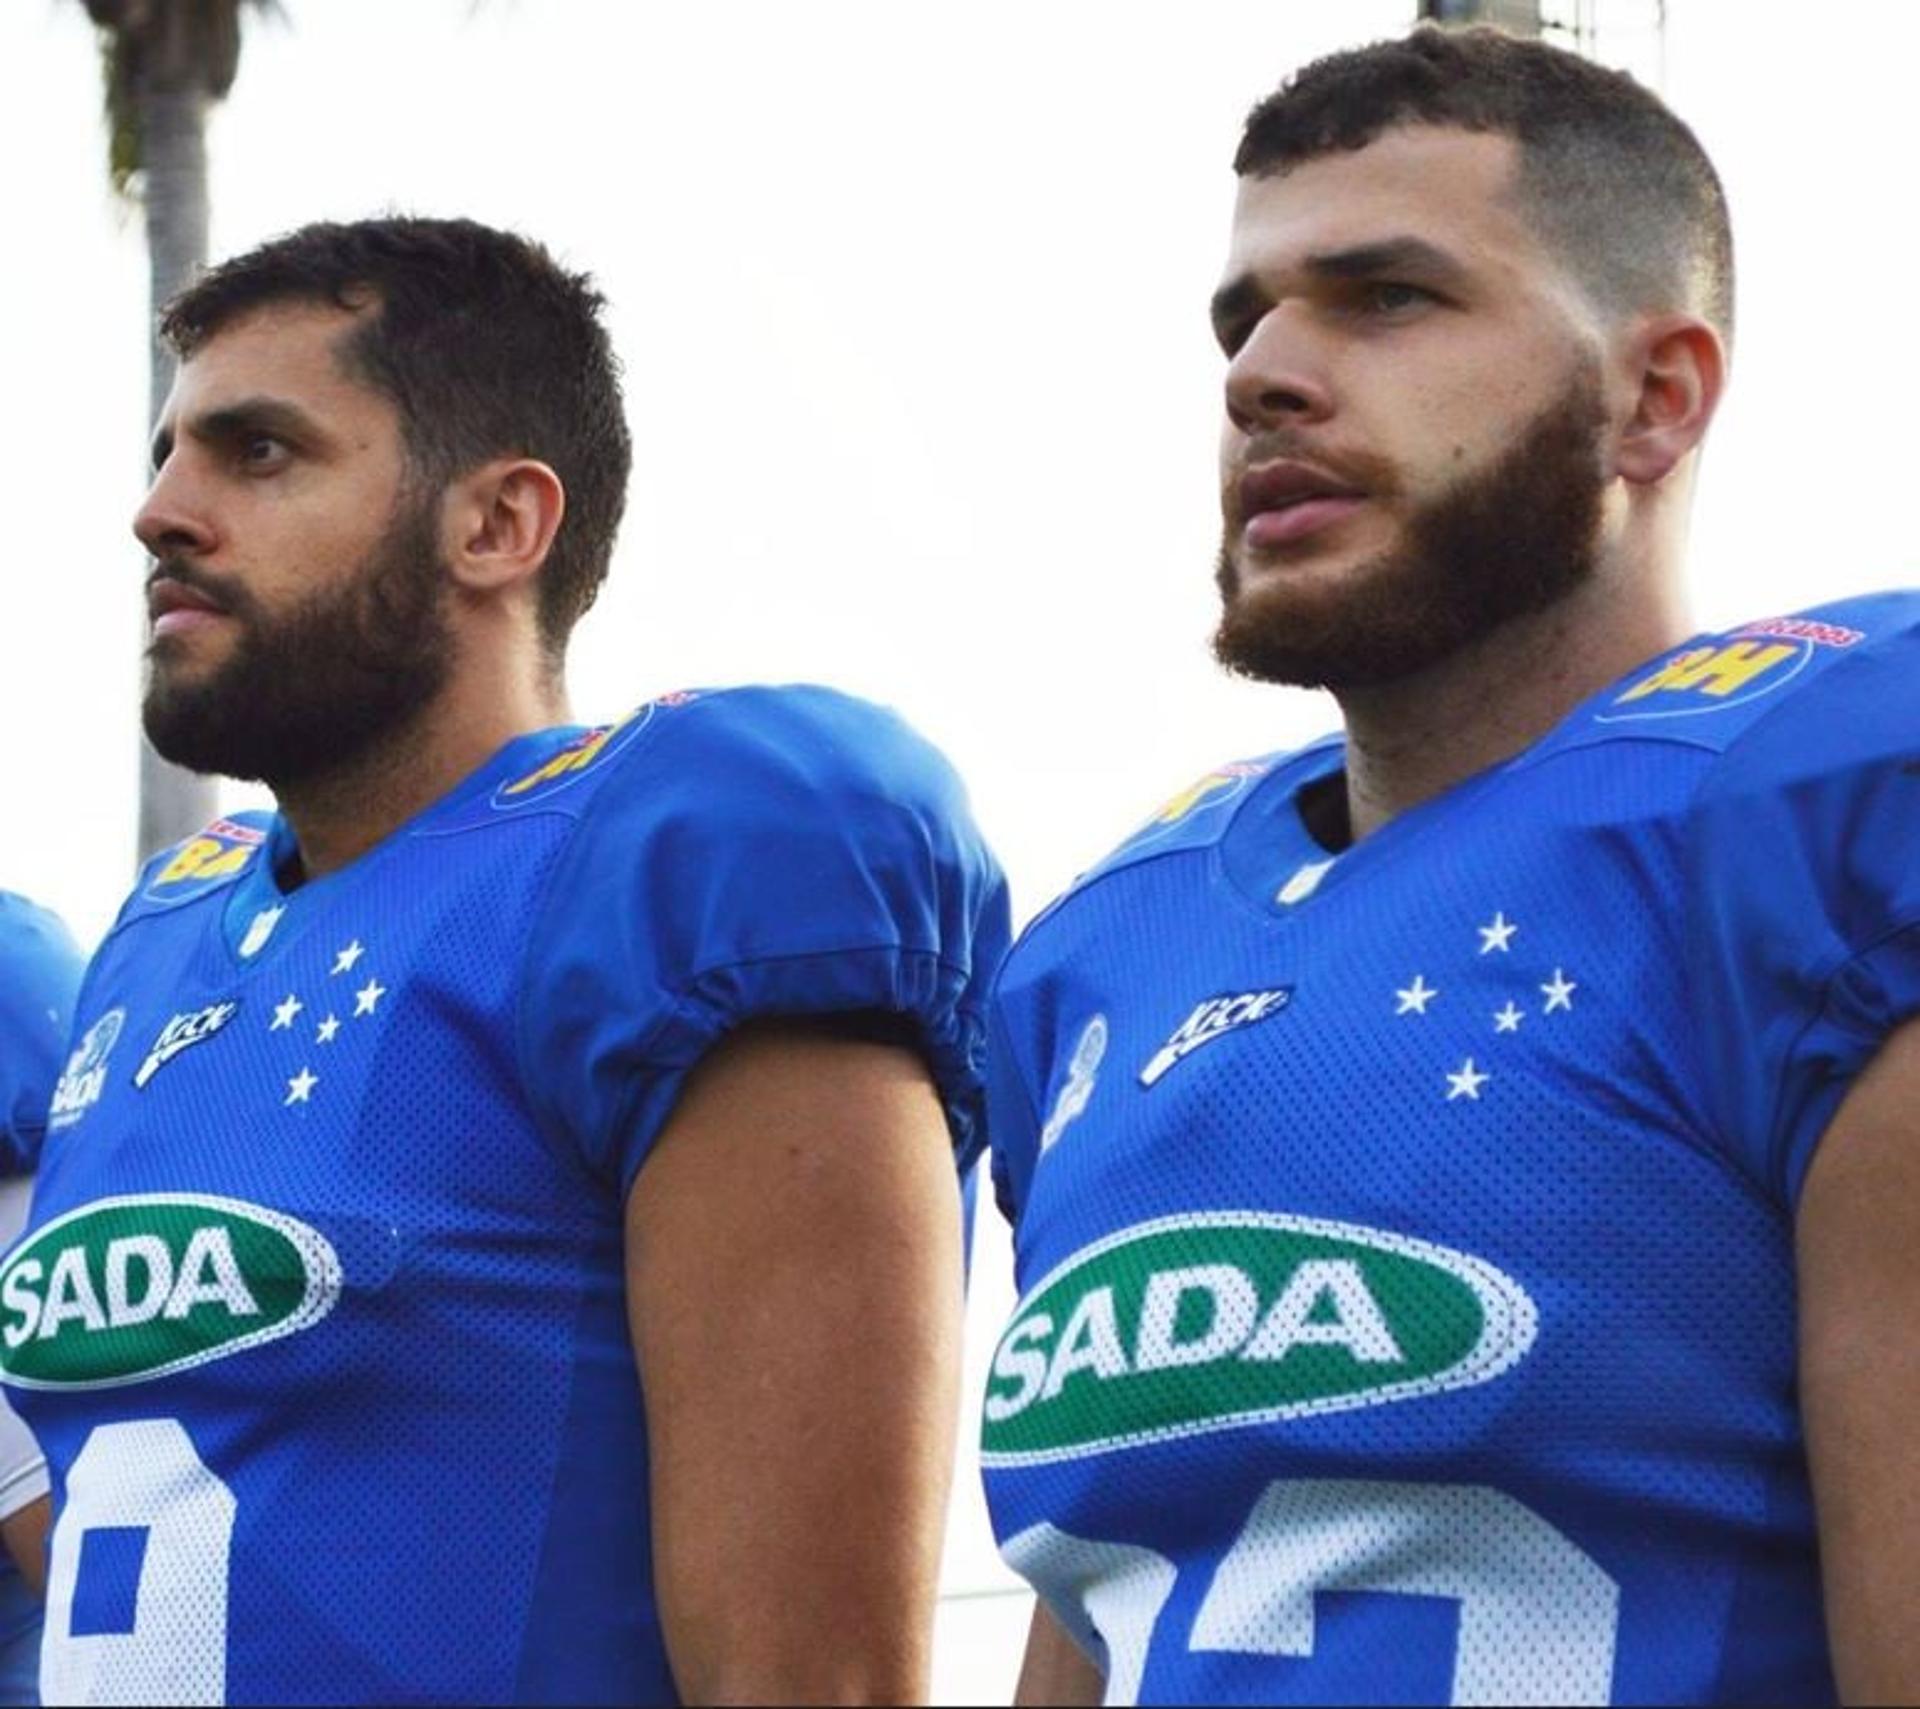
[1236,461,1369,552]
[146,577,232,639]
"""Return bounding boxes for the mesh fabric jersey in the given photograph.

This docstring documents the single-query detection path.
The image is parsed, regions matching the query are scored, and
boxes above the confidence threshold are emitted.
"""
[4,686,1008,1706]
[981,593,1920,1706]
[0,891,85,1700]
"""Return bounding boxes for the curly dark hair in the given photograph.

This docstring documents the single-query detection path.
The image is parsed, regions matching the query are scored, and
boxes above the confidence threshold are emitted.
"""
[161,216,633,659]
[1236,26,1733,342]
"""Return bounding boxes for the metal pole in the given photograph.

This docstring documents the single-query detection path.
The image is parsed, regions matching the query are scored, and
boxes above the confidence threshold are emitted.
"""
[136,81,220,865]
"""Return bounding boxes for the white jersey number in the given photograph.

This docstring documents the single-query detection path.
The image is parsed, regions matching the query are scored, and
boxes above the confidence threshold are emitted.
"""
[42,1419,235,1706]
[1006,1478,1619,1707]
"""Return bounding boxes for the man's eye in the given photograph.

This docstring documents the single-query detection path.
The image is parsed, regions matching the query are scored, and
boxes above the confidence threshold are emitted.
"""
[239,435,289,470]
[1361,282,1433,315]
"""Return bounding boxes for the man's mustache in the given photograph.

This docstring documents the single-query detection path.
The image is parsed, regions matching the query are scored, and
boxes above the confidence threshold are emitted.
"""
[144,559,254,619]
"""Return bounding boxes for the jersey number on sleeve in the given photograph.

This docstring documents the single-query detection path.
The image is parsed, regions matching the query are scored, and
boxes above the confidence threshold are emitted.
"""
[42,1420,235,1706]
[1005,1478,1619,1707]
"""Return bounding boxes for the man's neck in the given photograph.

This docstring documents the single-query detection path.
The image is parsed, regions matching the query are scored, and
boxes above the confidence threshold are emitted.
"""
[1334,571,1691,844]
[272,668,570,882]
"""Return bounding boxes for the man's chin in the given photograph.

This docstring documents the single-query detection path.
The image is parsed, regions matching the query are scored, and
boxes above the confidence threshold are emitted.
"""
[1227,544,1369,606]
[142,680,246,780]
[144,633,240,695]
[1211,548,1461,692]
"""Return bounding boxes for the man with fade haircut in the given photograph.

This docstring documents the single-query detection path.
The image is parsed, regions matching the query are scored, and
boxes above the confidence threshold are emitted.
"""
[980,25,1919,1706]
[3,216,1009,1705]
[0,890,85,1703]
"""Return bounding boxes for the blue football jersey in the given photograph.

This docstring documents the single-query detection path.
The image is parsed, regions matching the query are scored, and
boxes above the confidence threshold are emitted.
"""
[3,686,1009,1706]
[0,891,84,1689]
[980,594,1920,1706]
[0,890,84,1176]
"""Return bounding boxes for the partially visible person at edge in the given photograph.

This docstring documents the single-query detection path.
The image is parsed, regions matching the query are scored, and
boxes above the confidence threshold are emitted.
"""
[1,217,1008,1706]
[980,26,1919,1707]
[0,891,83,1704]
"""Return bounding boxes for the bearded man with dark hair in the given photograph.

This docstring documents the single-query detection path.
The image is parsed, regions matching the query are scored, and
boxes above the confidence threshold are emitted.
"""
[980,27,1920,1706]
[4,216,1008,1706]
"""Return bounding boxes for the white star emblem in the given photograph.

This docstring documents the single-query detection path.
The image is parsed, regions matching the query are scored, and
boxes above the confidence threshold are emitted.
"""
[1493,1002,1525,1034]
[1395,975,1439,1016]
[270,994,303,1032]
[1446,1058,1491,1101]
[1477,911,1518,954]
[1541,969,1578,1013]
[315,1015,341,1044]
[284,1067,319,1106]
[239,906,284,959]
[353,978,387,1018]
[332,940,366,975]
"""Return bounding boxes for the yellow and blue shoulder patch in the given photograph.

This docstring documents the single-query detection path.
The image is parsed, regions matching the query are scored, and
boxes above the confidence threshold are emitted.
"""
[141,817,267,906]
[1101,759,1277,867]
[1146,763,1271,828]
[1595,616,1865,724]
[490,692,700,811]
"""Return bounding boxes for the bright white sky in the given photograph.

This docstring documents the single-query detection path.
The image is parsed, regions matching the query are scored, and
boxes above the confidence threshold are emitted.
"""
[1,0,1915,1698]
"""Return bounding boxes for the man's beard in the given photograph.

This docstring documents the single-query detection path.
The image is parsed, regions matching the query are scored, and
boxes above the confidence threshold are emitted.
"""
[1212,361,1610,692]
[143,494,455,790]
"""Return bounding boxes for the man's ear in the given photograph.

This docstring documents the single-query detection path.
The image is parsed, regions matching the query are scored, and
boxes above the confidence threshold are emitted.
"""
[441,457,567,595]
[1614,314,1727,487]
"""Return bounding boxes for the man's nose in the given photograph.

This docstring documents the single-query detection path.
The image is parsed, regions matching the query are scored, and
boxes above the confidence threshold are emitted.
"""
[132,460,218,561]
[1224,306,1335,433]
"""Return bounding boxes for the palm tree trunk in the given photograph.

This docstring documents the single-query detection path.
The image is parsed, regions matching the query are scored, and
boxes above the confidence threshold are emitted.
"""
[135,82,218,863]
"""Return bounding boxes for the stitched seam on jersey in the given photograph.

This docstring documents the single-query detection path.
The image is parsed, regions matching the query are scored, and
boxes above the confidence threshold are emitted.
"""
[1674,647,1874,1205]
[636,942,976,1065]
[515,688,990,1185]
[508,1254,594,1702]
[412,704,681,837]
[1010,740,1327,949]
[676,940,970,990]
[514,790,630,1198]
[509,691,780,1192]
[1709,1403,1806,1704]
[1766,919,1920,1198]
[980,982,1046,1229]
[1010,790,1295,963]
[513,687,801,1181]
[1689,623,1891,795]
[98,816,274,954]
[1683,621,1917,1198]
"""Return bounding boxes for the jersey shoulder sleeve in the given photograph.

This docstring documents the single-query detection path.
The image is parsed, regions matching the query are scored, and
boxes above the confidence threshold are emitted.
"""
[986,740,1324,1224]
[0,892,85,1173]
[1682,591,1920,1203]
[521,684,1011,1194]
[1068,744,1321,893]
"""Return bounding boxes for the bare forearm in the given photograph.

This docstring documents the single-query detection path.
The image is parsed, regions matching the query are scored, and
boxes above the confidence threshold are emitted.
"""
[1799,1017,1920,1702]
[630,1024,965,1705]
[0,1495,46,1600]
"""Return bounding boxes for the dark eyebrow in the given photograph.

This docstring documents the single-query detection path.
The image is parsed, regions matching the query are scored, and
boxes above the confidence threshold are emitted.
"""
[1211,236,1471,348]
[151,396,326,472]
[1301,236,1470,288]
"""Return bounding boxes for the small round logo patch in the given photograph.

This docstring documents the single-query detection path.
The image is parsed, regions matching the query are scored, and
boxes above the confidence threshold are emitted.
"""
[46,1010,126,1133]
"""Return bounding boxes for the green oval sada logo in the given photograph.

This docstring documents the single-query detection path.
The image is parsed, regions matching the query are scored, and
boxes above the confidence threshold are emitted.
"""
[981,1213,1536,1466]
[0,1195,341,1390]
